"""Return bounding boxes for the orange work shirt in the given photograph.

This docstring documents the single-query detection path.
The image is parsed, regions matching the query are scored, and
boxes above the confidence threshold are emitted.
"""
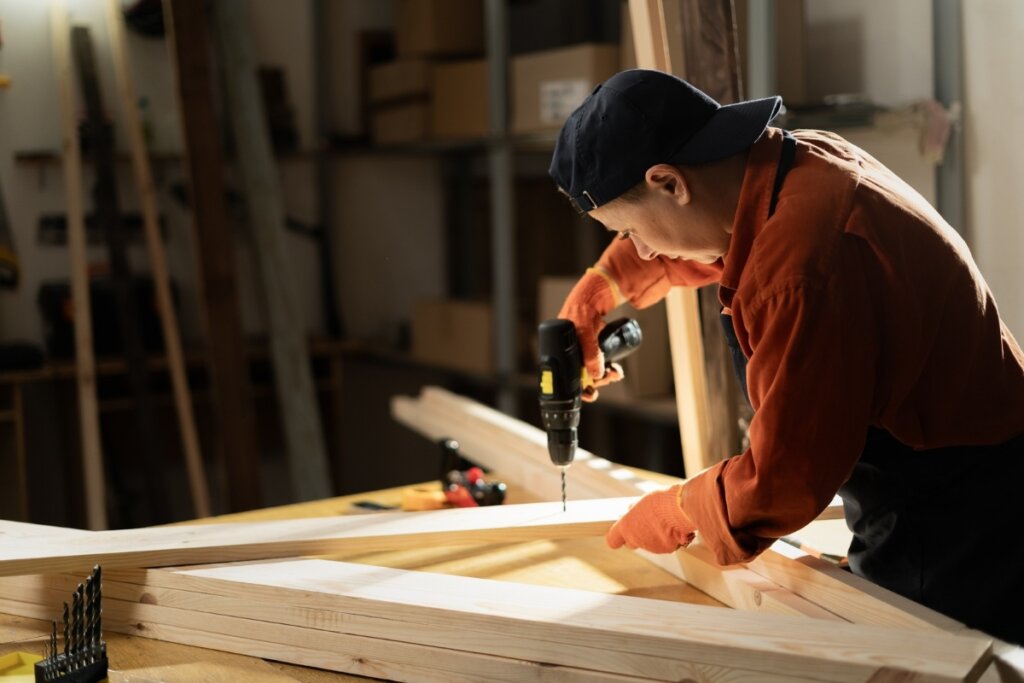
[597,127,1024,565]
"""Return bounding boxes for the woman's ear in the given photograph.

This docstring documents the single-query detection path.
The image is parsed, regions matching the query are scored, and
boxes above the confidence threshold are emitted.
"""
[644,164,691,205]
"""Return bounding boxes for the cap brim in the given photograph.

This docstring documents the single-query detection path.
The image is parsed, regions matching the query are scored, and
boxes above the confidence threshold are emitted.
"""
[670,96,782,165]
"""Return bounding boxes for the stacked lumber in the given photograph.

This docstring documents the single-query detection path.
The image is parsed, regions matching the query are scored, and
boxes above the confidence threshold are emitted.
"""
[0,557,995,682]
[0,385,1017,680]
[392,387,848,619]
[391,387,1024,681]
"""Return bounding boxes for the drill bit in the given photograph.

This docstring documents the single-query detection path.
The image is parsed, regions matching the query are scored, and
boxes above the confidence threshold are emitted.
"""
[560,466,567,512]
[62,601,69,673]
[50,619,57,671]
[73,584,84,669]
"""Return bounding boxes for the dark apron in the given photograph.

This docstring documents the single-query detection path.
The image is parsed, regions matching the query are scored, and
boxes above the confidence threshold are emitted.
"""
[718,131,1024,644]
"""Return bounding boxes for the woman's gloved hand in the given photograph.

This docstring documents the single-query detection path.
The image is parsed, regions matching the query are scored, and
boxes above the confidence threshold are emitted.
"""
[605,485,697,553]
[557,267,625,401]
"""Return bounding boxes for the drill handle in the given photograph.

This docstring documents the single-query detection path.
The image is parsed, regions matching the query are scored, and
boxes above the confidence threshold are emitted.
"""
[598,317,643,363]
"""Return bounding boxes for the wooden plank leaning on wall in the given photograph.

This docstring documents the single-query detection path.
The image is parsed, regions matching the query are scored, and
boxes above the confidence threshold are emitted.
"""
[629,0,745,477]
[49,0,107,530]
[103,0,211,519]
[163,0,263,513]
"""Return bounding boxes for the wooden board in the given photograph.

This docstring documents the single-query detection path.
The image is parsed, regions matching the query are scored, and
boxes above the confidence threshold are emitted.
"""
[72,23,174,526]
[103,0,210,518]
[0,498,636,577]
[628,0,731,476]
[394,386,845,518]
[0,559,995,683]
[50,0,107,531]
[163,0,261,513]
[749,541,966,633]
[392,387,850,624]
[209,0,332,501]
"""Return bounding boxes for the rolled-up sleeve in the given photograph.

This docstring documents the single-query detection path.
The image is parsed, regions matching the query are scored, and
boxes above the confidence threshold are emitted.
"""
[681,235,879,565]
[595,236,722,309]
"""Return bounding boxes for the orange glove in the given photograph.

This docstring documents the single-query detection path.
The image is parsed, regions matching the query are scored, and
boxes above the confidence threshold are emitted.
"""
[557,267,623,401]
[605,485,697,554]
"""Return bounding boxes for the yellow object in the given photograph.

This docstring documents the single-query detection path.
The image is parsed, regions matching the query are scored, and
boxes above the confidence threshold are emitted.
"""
[0,652,41,681]
[400,486,447,511]
[540,369,553,395]
[0,75,11,89]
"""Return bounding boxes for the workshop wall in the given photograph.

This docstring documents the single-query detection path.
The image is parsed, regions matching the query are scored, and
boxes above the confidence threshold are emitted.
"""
[803,0,933,106]
[0,0,342,348]
[963,0,1024,341]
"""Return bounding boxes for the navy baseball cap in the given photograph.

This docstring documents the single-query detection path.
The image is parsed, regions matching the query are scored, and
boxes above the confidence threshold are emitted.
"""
[550,69,782,212]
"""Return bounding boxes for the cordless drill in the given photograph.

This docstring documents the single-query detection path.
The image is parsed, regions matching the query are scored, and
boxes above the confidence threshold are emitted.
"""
[538,317,643,511]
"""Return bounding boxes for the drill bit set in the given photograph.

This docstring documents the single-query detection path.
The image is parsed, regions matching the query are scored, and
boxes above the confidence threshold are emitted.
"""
[35,566,106,683]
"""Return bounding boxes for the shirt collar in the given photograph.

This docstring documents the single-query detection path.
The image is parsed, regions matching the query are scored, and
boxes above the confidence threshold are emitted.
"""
[719,127,785,291]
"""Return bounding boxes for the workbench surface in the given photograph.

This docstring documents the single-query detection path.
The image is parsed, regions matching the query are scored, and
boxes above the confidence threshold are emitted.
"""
[0,482,725,681]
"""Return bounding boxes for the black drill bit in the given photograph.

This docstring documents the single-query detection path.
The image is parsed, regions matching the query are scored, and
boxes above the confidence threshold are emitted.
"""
[88,565,100,662]
[73,584,84,669]
[96,565,104,659]
[561,467,567,512]
[62,601,69,674]
[50,619,58,673]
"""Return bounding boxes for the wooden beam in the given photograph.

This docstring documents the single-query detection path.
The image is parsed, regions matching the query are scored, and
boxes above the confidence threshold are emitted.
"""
[162,0,262,513]
[637,544,844,622]
[103,0,210,519]
[393,387,843,521]
[629,0,725,477]
[50,0,107,530]
[73,23,175,525]
[391,387,847,623]
[0,559,994,682]
[0,498,635,577]
[209,0,332,501]
[748,540,966,633]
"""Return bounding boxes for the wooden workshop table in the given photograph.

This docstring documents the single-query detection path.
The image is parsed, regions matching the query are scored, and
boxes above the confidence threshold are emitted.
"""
[0,480,724,681]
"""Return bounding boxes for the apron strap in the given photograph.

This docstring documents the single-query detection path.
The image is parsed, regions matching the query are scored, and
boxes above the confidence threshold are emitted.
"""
[721,130,797,406]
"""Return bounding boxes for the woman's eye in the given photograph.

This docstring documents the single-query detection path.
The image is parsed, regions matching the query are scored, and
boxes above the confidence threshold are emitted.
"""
[617,231,632,241]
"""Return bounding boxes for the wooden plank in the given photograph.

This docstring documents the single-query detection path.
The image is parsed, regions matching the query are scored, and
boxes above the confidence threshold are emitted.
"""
[628,0,718,477]
[50,0,107,530]
[637,544,844,622]
[163,0,262,513]
[390,388,882,625]
[394,387,843,519]
[748,541,967,633]
[0,560,995,683]
[0,580,713,683]
[0,498,635,577]
[209,0,332,502]
[676,0,750,468]
[103,0,210,519]
[73,24,174,525]
[0,594,648,683]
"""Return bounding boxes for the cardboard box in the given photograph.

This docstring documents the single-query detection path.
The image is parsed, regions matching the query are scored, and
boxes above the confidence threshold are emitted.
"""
[432,59,489,140]
[395,0,484,58]
[412,299,494,375]
[371,101,431,145]
[369,60,433,105]
[512,43,620,134]
[537,277,673,399]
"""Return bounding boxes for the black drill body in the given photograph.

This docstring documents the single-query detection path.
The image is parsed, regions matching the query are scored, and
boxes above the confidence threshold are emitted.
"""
[537,317,642,469]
